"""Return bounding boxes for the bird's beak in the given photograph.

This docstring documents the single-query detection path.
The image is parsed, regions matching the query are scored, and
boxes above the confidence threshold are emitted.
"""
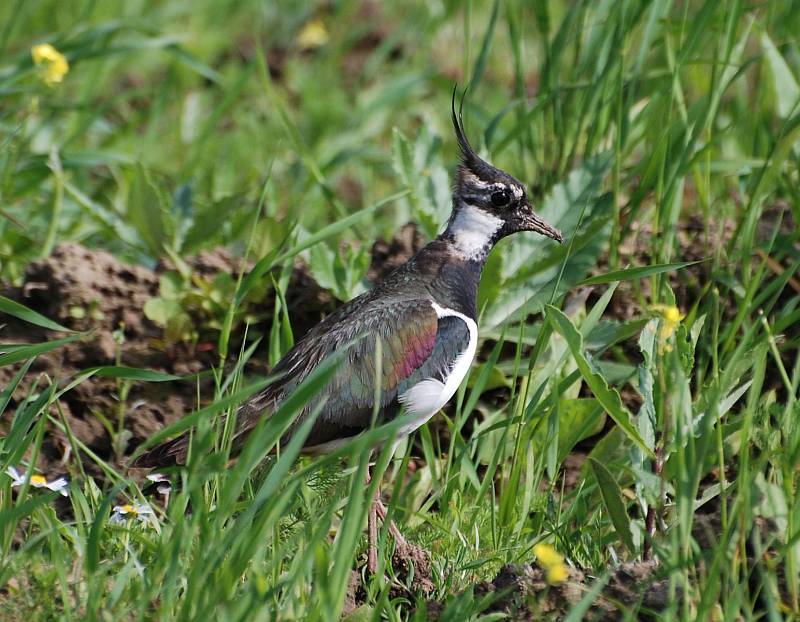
[521,201,563,243]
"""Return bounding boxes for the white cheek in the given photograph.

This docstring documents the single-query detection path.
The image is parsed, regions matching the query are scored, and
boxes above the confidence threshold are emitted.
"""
[450,205,503,260]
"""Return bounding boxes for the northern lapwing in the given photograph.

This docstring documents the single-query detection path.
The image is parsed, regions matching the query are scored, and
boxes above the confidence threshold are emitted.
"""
[134,94,563,572]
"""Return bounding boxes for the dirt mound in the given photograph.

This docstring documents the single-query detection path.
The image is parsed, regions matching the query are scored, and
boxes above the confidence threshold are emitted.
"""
[424,561,672,621]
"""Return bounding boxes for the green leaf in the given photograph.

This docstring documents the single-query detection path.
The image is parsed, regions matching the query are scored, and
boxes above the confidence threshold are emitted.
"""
[82,366,194,382]
[0,359,33,417]
[579,261,702,285]
[588,458,635,554]
[0,491,60,532]
[143,297,181,327]
[504,153,612,278]
[274,190,408,266]
[546,305,653,457]
[0,295,75,332]
[470,0,501,90]
[532,398,605,463]
[127,163,168,257]
[86,483,125,573]
[636,319,659,456]
[0,334,85,367]
[761,31,800,119]
[391,127,450,237]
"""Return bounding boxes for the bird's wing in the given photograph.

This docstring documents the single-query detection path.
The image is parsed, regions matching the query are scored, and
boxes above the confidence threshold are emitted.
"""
[133,297,473,467]
[240,297,474,451]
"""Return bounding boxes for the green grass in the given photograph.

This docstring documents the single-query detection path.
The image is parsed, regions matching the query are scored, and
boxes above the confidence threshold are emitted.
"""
[1,0,799,619]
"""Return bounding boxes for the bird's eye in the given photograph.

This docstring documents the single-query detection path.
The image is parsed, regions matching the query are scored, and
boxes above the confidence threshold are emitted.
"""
[490,190,510,207]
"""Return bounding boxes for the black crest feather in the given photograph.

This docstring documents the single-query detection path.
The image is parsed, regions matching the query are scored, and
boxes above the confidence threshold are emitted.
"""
[450,85,495,181]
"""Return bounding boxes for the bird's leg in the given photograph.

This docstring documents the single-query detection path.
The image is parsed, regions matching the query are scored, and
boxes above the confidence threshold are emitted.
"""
[365,467,408,573]
[367,491,379,573]
[366,468,380,574]
[374,498,407,547]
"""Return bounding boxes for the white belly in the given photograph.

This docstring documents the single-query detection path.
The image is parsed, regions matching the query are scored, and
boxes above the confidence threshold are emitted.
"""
[396,302,478,436]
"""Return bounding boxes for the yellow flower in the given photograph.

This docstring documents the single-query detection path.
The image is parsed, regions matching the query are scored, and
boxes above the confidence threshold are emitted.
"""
[650,304,685,352]
[533,542,569,585]
[31,43,69,85]
[297,19,329,50]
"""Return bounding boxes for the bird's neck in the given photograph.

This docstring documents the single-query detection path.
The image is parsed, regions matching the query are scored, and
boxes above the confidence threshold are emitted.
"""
[438,203,503,263]
[403,206,501,319]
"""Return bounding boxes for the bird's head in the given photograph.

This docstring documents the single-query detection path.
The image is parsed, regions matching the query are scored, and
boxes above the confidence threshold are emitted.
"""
[443,95,563,261]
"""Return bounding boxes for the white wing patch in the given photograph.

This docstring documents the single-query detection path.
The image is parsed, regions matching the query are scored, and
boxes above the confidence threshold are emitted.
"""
[397,302,478,436]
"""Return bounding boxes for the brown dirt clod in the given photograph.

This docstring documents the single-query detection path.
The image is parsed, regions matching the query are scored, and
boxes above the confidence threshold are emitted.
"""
[426,560,673,621]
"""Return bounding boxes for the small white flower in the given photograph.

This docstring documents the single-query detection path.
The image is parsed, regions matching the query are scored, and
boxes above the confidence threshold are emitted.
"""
[6,466,69,497]
[110,503,154,524]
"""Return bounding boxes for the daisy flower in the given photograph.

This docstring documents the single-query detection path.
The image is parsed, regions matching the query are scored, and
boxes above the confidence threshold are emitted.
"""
[6,466,69,497]
[110,503,154,524]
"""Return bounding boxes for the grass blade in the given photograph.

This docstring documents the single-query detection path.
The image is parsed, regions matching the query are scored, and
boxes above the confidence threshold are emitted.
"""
[0,295,75,332]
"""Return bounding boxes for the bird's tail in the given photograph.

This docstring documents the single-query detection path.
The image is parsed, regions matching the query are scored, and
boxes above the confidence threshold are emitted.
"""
[130,433,190,468]
[130,389,275,469]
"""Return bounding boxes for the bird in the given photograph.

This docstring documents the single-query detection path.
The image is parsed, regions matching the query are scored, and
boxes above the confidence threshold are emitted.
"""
[133,93,563,573]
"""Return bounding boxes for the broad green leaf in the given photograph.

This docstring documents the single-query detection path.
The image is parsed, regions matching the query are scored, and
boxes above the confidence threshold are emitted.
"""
[579,261,702,285]
[275,190,409,266]
[532,398,605,462]
[307,242,369,302]
[761,31,800,119]
[636,319,659,454]
[547,305,653,457]
[391,127,449,237]
[127,163,168,257]
[0,295,75,332]
[503,152,612,278]
[588,457,635,554]
[477,250,504,309]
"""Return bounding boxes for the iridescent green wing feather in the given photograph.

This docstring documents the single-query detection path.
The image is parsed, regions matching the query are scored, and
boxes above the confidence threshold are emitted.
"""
[274,298,471,448]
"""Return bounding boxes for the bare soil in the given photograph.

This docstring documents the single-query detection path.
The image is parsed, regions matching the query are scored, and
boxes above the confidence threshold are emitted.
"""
[343,559,675,621]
